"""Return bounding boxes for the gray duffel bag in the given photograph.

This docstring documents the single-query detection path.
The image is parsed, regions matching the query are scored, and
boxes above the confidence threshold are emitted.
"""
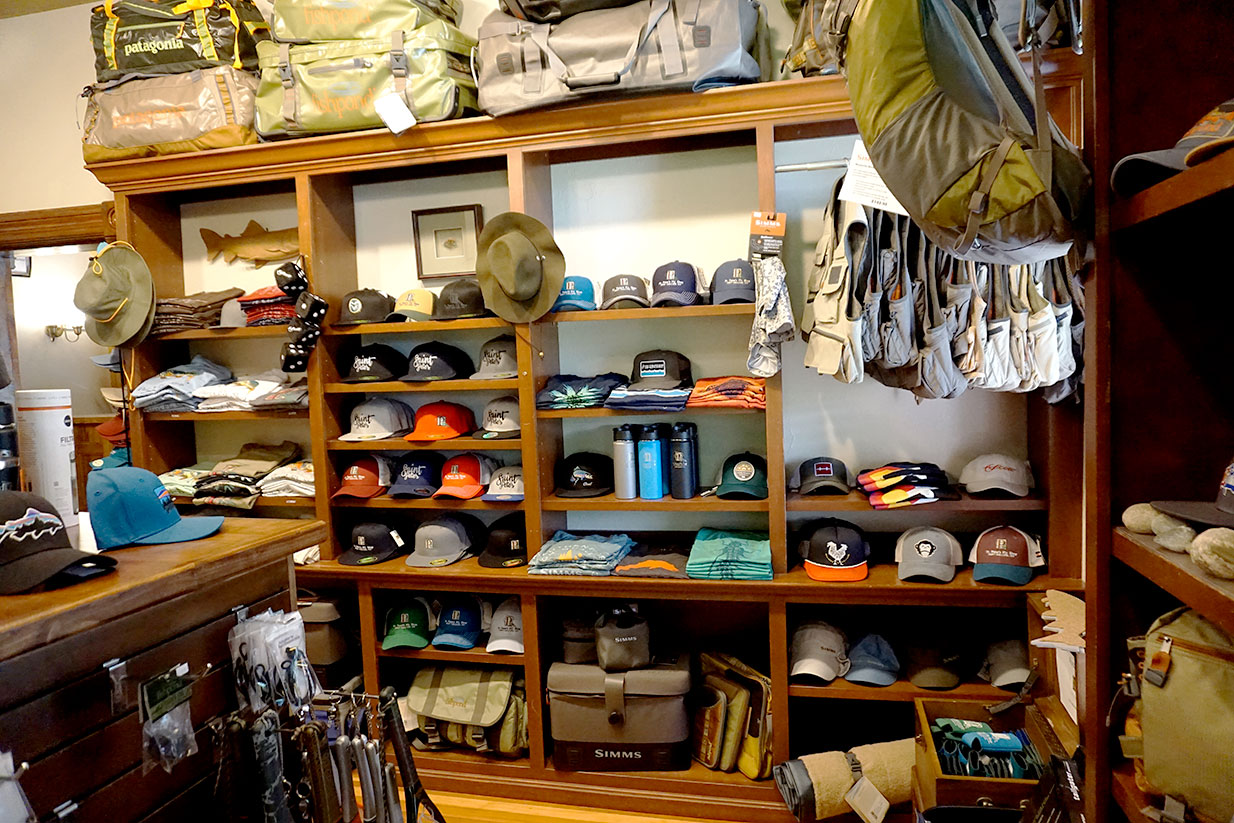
[476,0,769,116]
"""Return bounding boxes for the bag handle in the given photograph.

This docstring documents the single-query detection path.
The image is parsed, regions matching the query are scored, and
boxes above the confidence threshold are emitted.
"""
[523,0,677,90]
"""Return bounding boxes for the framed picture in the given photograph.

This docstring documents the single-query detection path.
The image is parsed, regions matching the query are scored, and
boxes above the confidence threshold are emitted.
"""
[412,205,484,280]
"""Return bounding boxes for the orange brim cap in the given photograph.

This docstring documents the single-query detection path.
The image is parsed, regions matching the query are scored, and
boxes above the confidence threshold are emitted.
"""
[432,484,483,500]
[804,560,869,582]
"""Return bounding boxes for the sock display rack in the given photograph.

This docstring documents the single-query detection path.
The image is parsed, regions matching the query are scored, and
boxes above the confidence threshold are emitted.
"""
[94,51,1091,822]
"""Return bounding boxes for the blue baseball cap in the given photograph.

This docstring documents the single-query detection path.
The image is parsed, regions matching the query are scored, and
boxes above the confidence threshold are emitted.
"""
[844,634,900,686]
[388,453,444,498]
[710,260,756,304]
[650,261,700,306]
[87,467,223,551]
[432,596,483,649]
[551,277,597,312]
[90,447,131,471]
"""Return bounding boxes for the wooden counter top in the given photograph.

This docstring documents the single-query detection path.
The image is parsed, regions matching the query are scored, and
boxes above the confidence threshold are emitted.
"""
[0,517,325,663]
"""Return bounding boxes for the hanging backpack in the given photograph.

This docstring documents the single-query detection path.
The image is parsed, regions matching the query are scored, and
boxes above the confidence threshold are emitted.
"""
[817,0,1090,264]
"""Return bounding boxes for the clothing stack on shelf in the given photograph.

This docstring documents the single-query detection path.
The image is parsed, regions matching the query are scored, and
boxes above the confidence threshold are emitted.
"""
[687,376,766,410]
[528,531,635,576]
[857,462,957,509]
[257,460,315,498]
[686,528,773,581]
[250,380,310,411]
[149,288,244,335]
[193,370,293,412]
[193,441,301,509]
[605,350,694,412]
[159,464,212,498]
[131,355,232,412]
[238,285,298,327]
[535,374,626,409]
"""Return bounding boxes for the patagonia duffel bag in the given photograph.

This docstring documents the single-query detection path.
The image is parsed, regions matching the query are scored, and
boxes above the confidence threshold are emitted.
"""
[91,0,270,84]
[255,21,478,137]
[476,0,769,117]
[270,0,461,43]
[83,66,258,164]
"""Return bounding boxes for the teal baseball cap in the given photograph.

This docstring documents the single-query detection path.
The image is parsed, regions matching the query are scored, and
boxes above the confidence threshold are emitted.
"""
[87,467,223,551]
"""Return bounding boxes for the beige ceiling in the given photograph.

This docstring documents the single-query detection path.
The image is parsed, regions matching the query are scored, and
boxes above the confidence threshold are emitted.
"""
[0,0,93,19]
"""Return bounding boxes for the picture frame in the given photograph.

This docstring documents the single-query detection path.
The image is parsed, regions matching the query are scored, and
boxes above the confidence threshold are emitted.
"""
[411,205,484,280]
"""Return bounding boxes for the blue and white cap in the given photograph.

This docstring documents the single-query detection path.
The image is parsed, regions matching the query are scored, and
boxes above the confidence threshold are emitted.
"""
[650,261,700,306]
[551,277,597,312]
[710,260,756,304]
[844,634,901,686]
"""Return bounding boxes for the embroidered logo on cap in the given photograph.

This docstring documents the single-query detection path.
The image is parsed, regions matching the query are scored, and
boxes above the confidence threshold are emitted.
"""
[813,462,834,477]
[915,540,937,557]
[347,297,362,314]
[0,507,63,544]
[412,353,435,371]
[639,360,667,379]
[826,540,850,564]
[353,356,375,371]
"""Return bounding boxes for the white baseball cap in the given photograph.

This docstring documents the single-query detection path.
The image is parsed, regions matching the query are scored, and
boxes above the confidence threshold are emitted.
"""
[979,639,1031,690]
[960,454,1034,497]
[486,596,524,654]
[338,398,413,442]
[896,526,964,583]
[790,621,850,682]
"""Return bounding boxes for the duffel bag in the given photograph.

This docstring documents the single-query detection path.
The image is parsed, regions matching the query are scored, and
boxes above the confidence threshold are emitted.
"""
[404,666,528,756]
[498,0,640,25]
[270,0,461,43]
[476,0,769,117]
[83,66,258,164]
[91,0,270,84]
[255,21,478,138]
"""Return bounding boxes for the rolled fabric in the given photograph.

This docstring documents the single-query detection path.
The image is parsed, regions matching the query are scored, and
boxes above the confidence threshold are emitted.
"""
[1121,503,1157,534]
[797,738,916,820]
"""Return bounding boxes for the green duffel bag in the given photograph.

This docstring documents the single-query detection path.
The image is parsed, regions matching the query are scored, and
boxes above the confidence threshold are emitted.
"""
[271,0,462,43]
[91,0,270,84]
[255,22,477,137]
[404,666,527,756]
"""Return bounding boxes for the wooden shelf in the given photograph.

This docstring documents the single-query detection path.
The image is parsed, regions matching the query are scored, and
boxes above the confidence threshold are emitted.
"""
[150,326,291,341]
[333,496,520,510]
[327,317,510,336]
[324,379,518,394]
[544,304,756,323]
[173,495,315,509]
[788,679,1006,703]
[142,410,308,421]
[538,405,761,419]
[541,493,769,512]
[412,748,533,773]
[1113,527,1234,636]
[1113,147,1234,232]
[786,491,1049,512]
[539,759,781,804]
[1111,764,1154,823]
[327,438,521,451]
[377,646,525,665]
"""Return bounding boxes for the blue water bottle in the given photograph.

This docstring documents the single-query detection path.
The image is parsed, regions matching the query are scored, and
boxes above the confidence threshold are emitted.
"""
[638,424,666,499]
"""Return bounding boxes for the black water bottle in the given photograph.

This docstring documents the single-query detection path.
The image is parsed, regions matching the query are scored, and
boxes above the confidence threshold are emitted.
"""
[669,422,699,499]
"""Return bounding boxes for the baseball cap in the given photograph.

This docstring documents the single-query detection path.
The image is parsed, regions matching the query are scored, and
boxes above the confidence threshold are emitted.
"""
[406,516,478,568]
[551,277,597,312]
[478,513,527,567]
[1111,98,1234,197]
[433,279,487,320]
[472,335,518,380]
[716,452,769,500]
[969,526,1045,585]
[709,260,756,304]
[92,350,122,372]
[386,289,436,322]
[554,452,614,498]
[960,454,1034,497]
[790,621,849,682]
[339,522,407,566]
[91,447,131,470]
[979,639,1031,690]
[600,275,650,310]
[382,599,434,650]
[627,350,693,391]
[343,344,408,383]
[474,396,520,440]
[96,415,128,444]
[88,467,223,551]
[481,466,524,502]
[400,341,475,381]
[433,453,497,500]
[845,634,901,687]
[798,457,850,495]
[0,491,117,594]
[1152,456,1234,528]
[650,261,701,306]
[907,646,965,690]
[331,455,394,499]
[896,526,964,582]
[799,518,870,581]
[213,298,246,328]
[339,398,414,442]
[337,289,395,325]
[100,388,124,411]
[406,401,476,441]
[487,596,524,653]
[388,453,444,497]
[432,596,484,649]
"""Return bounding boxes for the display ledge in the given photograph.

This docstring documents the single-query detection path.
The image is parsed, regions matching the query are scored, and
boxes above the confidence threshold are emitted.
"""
[151,326,290,341]
[332,496,520,510]
[327,317,510,336]
[1113,146,1234,232]
[142,410,308,421]
[377,646,525,666]
[538,406,761,419]
[173,495,315,509]
[786,491,1048,512]
[541,493,769,512]
[788,679,1006,703]
[1111,764,1153,823]
[1113,527,1234,636]
[544,304,755,323]
[327,438,521,451]
[324,379,519,394]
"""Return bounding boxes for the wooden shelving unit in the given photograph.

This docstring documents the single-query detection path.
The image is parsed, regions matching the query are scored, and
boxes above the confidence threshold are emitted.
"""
[1112,528,1234,636]
[152,326,291,341]
[144,410,309,421]
[327,317,511,336]
[541,493,770,512]
[1111,765,1154,823]
[787,680,1006,703]
[332,496,521,510]
[538,406,760,419]
[173,495,315,509]
[1112,148,1234,232]
[323,378,519,394]
[544,304,756,323]
[326,438,521,451]
[377,646,525,666]
[786,491,1049,512]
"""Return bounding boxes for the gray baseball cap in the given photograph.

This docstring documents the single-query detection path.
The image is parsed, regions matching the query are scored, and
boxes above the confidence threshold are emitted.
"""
[896,526,963,583]
[472,335,518,380]
[405,517,475,568]
[798,457,850,495]
[600,275,650,310]
[474,396,520,440]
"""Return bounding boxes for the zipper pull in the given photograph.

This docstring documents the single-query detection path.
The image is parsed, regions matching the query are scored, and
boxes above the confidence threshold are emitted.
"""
[1145,636,1172,687]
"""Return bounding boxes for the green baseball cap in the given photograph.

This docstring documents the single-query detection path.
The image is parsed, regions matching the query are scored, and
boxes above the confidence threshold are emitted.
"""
[716,452,769,500]
[382,599,433,650]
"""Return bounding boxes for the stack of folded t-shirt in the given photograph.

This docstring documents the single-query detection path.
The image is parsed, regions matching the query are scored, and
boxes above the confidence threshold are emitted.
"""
[150,288,244,335]
[687,376,766,410]
[159,463,213,497]
[131,355,232,412]
[528,531,635,576]
[856,462,957,509]
[604,384,693,412]
[535,373,626,410]
[257,460,315,498]
[686,528,773,581]
[251,380,309,411]
[238,285,297,327]
[613,544,690,579]
[193,441,301,509]
[193,370,291,412]
[605,351,695,412]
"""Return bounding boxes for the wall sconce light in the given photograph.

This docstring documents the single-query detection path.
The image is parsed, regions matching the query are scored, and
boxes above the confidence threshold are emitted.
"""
[45,325,84,343]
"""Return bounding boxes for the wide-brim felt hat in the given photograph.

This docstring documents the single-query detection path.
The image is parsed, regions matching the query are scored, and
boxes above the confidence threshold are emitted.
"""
[476,212,565,324]
[74,244,156,348]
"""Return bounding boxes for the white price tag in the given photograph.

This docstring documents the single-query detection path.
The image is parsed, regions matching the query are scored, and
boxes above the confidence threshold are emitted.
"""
[837,138,909,216]
[375,93,417,135]
[844,776,890,823]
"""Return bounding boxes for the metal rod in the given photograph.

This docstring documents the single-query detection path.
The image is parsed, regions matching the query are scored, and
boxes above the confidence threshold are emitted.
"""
[774,159,850,173]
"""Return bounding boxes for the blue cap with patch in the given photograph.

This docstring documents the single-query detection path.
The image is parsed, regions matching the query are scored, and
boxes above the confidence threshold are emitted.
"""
[388,453,444,498]
[551,277,597,312]
[651,261,700,306]
[87,467,223,551]
[844,634,901,686]
[432,596,483,649]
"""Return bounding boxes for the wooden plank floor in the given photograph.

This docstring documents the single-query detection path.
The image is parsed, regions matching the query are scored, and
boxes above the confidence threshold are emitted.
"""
[431,792,716,823]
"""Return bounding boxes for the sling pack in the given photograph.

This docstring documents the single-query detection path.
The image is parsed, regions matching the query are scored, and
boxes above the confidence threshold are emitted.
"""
[818,0,1090,264]
[404,666,528,756]
[270,0,461,43]
[475,0,769,117]
[91,0,270,84]
[255,22,478,137]
[83,66,258,164]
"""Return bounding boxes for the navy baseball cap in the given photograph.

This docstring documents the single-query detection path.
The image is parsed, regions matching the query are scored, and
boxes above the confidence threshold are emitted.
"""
[844,634,901,686]
[799,518,870,582]
[344,344,408,383]
[551,277,597,312]
[339,522,407,566]
[432,596,483,649]
[88,467,223,551]
[650,261,701,306]
[400,341,475,381]
[388,453,444,498]
[710,260,756,304]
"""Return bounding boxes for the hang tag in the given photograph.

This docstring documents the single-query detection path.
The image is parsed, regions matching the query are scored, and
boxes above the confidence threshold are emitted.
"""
[1145,636,1172,687]
[838,138,909,216]
[749,211,786,261]
[845,776,890,823]
[139,663,193,722]
[375,93,417,135]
